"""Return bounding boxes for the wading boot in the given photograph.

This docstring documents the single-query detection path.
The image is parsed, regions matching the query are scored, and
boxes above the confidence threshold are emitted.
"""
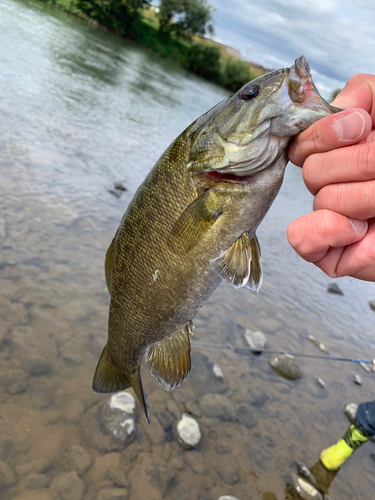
[320,424,370,471]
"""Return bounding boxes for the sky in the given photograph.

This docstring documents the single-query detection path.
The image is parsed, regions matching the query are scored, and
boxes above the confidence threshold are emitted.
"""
[208,0,375,98]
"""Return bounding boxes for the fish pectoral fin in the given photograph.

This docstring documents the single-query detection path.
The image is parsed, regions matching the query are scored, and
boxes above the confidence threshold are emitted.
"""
[92,344,151,424]
[104,233,116,295]
[245,233,263,292]
[146,322,193,391]
[210,232,251,289]
[92,344,131,393]
[168,190,225,254]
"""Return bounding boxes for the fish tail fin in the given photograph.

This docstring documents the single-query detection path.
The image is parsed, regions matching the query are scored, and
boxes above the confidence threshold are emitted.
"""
[92,344,151,424]
[92,344,131,393]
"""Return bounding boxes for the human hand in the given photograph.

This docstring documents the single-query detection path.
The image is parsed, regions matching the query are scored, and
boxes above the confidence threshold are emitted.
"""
[287,74,375,281]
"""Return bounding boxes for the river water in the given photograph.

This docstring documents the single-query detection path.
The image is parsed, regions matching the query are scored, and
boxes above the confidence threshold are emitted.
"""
[1,1,375,499]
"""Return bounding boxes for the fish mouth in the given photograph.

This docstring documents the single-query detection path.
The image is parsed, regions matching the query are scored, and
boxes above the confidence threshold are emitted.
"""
[287,56,341,114]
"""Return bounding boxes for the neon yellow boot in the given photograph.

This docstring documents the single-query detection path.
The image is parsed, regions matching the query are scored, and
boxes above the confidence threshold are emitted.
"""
[320,424,370,471]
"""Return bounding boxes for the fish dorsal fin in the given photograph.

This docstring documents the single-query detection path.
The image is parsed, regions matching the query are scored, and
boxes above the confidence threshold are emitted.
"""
[168,190,224,254]
[92,344,151,423]
[210,232,251,289]
[146,322,193,391]
[246,233,263,292]
[105,236,116,295]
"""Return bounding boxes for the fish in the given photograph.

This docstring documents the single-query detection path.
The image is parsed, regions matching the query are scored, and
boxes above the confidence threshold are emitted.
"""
[93,56,340,422]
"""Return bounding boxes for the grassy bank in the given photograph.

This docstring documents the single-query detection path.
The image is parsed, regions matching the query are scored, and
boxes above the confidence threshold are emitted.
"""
[37,0,266,90]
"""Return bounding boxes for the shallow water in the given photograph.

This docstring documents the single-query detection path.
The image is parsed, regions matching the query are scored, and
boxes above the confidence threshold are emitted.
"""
[1,1,375,499]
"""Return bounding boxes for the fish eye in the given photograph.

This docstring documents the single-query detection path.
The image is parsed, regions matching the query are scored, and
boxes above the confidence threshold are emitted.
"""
[239,84,260,101]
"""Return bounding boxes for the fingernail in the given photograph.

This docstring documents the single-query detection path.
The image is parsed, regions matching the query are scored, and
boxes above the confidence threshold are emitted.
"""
[336,111,366,141]
[349,218,368,234]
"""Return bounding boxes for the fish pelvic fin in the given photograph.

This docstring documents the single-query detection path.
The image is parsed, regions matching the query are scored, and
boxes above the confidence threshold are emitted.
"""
[168,190,227,254]
[146,322,193,392]
[92,344,131,393]
[92,344,151,424]
[245,233,263,292]
[210,232,251,288]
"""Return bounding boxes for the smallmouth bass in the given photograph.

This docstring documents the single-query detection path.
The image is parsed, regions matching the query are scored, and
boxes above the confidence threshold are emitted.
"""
[93,56,339,422]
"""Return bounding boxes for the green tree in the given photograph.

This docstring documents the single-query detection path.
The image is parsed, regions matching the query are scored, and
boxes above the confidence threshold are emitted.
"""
[159,0,214,38]
[221,58,254,92]
[187,43,220,81]
[330,88,342,102]
[77,0,150,39]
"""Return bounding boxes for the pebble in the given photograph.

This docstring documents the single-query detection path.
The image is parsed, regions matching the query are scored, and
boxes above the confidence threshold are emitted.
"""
[24,473,50,489]
[175,413,201,449]
[0,460,17,487]
[307,335,329,355]
[217,496,240,500]
[50,471,85,500]
[199,393,237,421]
[244,387,269,406]
[244,329,266,354]
[213,363,224,379]
[15,459,51,478]
[359,362,371,373]
[96,488,128,500]
[289,473,323,500]
[222,464,240,485]
[268,353,302,380]
[344,403,358,423]
[353,374,362,385]
[1,368,28,394]
[295,460,316,486]
[107,467,128,488]
[62,445,93,476]
[369,299,375,312]
[316,377,326,389]
[185,451,206,475]
[237,405,258,429]
[25,355,52,376]
[189,351,227,394]
[327,283,343,295]
[129,453,174,500]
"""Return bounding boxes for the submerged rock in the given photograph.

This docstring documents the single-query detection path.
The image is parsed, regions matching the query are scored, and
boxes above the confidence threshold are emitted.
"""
[217,497,240,500]
[175,413,201,449]
[268,354,301,380]
[244,328,266,354]
[0,461,17,488]
[289,473,323,500]
[62,445,93,476]
[353,374,362,385]
[189,352,227,394]
[344,403,358,423]
[327,283,343,295]
[25,355,52,376]
[199,393,236,421]
[81,393,136,453]
[129,453,174,500]
[307,335,329,355]
[222,464,240,485]
[50,471,84,500]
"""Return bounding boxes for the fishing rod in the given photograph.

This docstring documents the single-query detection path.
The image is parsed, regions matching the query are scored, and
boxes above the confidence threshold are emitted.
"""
[190,340,375,366]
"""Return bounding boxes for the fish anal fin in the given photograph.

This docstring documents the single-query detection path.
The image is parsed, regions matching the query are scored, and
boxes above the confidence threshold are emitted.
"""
[92,344,151,424]
[92,344,131,393]
[168,191,225,254]
[146,323,192,391]
[105,235,116,295]
[245,233,263,292]
[210,232,251,289]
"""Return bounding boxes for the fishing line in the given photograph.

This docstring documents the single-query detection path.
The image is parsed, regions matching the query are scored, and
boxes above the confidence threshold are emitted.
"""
[190,340,375,366]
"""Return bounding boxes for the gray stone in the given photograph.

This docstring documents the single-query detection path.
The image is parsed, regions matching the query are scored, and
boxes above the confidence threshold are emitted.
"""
[369,299,375,312]
[1,368,28,394]
[24,473,50,489]
[222,464,240,485]
[50,471,84,500]
[344,403,357,423]
[200,393,236,421]
[62,445,93,476]
[316,377,326,389]
[289,473,323,500]
[129,454,174,500]
[237,405,258,429]
[295,460,316,486]
[217,496,240,500]
[29,378,52,409]
[0,460,17,487]
[106,467,128,488]
[244,387,269,406]
[185,451,206,474]
[26,355,52,376]
[96,488,128,500]
[268,353,302,380]
[16,459,51,478]
[175,413,201,449]
[189,352,227,394]
[359,362,371,373]
[327,283,343,295]
[244,329,266,354]
[307,335,329,354]
[353,374,362,385]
